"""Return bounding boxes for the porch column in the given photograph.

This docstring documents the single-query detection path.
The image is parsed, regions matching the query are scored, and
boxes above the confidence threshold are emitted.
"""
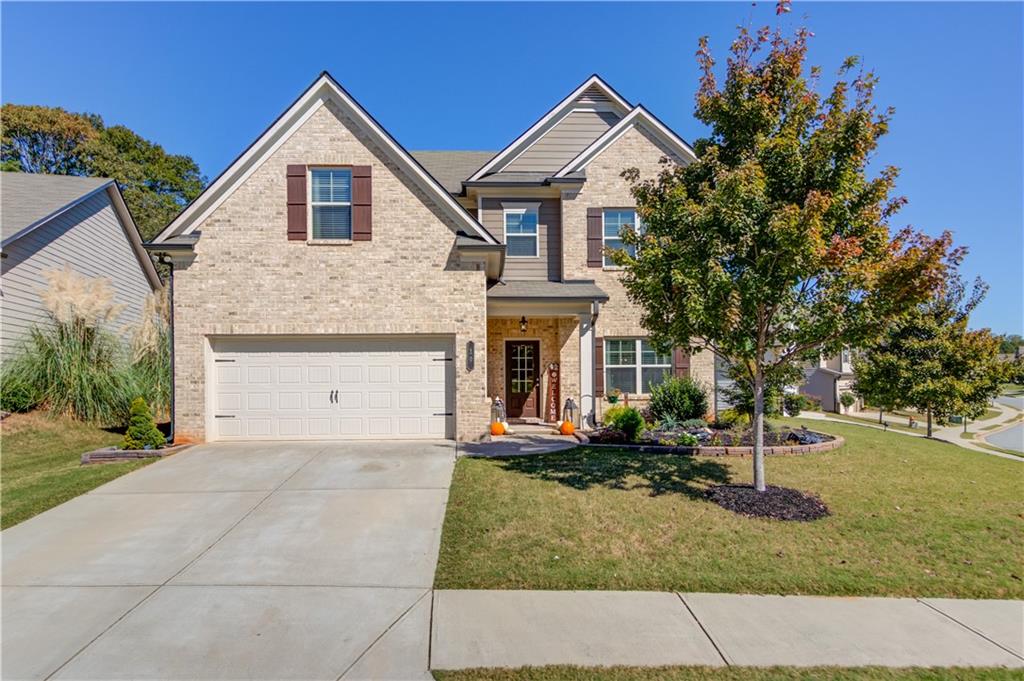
[579,312,595,427]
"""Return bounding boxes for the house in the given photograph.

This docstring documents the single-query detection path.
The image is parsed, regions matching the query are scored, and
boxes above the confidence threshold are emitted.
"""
[148,72,716,443]
[802,348,859,413]
[1,172,161,358]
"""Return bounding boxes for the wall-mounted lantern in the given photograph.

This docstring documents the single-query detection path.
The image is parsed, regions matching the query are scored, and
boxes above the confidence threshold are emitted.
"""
[466,340,475,371]
[519,316,528,334]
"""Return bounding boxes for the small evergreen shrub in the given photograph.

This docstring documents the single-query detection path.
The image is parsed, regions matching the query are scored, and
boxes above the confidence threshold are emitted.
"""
[648,377,708,423]
[840,392,857,409]
[678,432,699,446]
[657,414,682,430]
[783,393,808,417]
[604,405,645,441]
[122,397,165,450]
[681,418,708,429]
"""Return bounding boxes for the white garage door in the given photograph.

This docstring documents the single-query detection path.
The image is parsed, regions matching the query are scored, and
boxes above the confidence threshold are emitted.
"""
[210,337,454,440]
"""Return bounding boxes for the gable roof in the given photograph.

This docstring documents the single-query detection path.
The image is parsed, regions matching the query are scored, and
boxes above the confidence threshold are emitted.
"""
[0,172,161,290]
[1,173,110,244]
[465,75,632,182]
[411,151,495,194]
[553,105,698,178]
[154,72,499,245]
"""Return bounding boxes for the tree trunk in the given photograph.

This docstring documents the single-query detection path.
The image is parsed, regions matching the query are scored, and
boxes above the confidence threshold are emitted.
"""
[753,367,766,492]
[927,407,933,437]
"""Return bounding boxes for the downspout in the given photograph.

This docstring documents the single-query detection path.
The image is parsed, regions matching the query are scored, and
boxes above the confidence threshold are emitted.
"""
[158,254,175,444]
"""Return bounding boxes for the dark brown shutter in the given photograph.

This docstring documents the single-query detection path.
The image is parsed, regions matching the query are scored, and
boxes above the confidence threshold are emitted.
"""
[286,165,307,241]
[594,336,605,397]
[587,208,603,267]
[352,165,372,241]
[673,347,691,378]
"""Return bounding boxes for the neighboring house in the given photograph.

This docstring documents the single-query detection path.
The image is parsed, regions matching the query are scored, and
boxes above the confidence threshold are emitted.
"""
[802,347,859,413]
[1,172,161,358]
[148,72,716,443]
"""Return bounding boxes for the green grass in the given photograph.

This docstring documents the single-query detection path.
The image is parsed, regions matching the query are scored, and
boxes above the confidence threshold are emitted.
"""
[433,667,1020,681]
[1,411,155,529]
[826,413,920,434]
[435,419,1023,598]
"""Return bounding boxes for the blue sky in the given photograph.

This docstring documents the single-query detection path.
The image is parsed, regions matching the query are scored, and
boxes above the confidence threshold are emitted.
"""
[2,2,1021,334]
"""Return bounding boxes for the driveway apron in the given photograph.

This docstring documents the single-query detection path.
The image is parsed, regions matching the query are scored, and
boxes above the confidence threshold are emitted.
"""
[1,440,455,681]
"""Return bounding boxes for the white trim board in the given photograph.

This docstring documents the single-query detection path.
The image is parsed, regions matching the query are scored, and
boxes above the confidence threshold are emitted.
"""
[466,75,632,182]
[553,105,698,178]
[154,72,498,245]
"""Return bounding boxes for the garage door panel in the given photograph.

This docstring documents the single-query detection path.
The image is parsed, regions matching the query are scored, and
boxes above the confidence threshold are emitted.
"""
[210,337,454,440]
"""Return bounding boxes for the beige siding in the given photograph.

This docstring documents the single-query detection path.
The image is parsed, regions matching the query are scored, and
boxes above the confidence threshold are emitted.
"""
[481,197,561,281]
[171,100,490,442]
[1,190,153,358]
[505,110,620,173]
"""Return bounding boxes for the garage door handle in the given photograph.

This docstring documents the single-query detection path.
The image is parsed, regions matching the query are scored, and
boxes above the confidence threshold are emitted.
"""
[433,358,453,362]
[215,415,236,419]
[434,412,453,417]
[329,390,337,404]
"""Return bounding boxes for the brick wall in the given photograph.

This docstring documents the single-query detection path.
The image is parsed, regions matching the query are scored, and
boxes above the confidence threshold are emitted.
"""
[172,100,490,442]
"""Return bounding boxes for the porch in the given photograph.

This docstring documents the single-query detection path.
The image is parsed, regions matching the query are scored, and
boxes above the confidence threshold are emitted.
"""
[486,280,608,426]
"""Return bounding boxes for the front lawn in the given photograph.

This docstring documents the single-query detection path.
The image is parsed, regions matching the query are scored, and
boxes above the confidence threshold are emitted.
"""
[435,419,1023,598]
[1,411,155,529]
[434,667,1018,681]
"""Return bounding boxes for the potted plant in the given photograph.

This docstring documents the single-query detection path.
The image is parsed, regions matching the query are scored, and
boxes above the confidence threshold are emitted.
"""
[607,387,622,404]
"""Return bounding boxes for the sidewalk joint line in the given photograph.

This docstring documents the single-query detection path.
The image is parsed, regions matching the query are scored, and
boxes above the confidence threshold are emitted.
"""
[915,598,1024,661]
[336,588,430,681]
[677,593,730,666]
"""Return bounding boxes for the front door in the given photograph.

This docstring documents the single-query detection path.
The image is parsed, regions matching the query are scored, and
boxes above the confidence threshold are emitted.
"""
[505,340,540,419]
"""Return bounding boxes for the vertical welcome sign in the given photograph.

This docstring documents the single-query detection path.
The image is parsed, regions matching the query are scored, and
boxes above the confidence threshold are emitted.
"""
[546,363,560,423]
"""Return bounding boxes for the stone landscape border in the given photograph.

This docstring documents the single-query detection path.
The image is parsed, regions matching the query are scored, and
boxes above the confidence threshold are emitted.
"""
[581,434,844,457]
[81,443,193,465]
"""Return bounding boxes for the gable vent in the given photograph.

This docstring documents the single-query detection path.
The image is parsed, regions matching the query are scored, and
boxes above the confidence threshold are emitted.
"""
[576,85,613,106]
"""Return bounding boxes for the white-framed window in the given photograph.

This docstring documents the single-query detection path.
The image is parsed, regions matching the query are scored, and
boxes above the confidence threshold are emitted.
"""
[603,208,641,267]
[310,167,352,239]
[503,205,539,258]
[605,338,672,394]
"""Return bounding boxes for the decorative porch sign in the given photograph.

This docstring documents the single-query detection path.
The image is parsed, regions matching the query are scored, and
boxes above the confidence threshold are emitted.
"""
[546,363,560,423]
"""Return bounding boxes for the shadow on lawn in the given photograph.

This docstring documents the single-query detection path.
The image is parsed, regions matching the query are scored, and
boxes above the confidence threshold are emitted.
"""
[496,450,731,500]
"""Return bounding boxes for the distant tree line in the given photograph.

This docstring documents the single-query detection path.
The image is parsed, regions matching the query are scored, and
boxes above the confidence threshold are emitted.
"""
[1,104,206,241]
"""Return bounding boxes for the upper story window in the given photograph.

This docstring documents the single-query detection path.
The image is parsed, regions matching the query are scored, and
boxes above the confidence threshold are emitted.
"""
[605,338,672,395]
[504,206,539,258]
[603,209,640,267]
[310,168,352,239]
[841,346,852,369]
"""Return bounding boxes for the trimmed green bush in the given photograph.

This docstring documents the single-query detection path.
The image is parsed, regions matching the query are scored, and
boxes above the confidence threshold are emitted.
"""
[122,397,165,450]
[648,376,708,423]
[681,418,708,429]
[783,393,808,417]
[840,392,857,409]
[604,405,645,441]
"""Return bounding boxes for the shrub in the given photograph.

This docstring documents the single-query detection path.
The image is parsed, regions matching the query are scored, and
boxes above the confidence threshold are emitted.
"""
[128,290,171,418]
[714,408,749,428]
[0,367,41,413]
[678,432,699,446]
[604,405,645,441]
[122,397,165,450]
[783,393,808,417]
[681,418,708,429]
[657,414,682,431]
[648,376,708,422]
[840,392,857,409]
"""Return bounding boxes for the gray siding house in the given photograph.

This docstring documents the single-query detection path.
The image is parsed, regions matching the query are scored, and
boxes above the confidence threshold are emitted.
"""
[1,172,161,358]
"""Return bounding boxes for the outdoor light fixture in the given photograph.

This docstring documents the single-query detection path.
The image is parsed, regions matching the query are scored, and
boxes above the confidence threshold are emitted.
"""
[519,316,528,334]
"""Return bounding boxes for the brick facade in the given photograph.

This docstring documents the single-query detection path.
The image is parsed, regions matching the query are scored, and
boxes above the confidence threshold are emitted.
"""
[171,101,491,442]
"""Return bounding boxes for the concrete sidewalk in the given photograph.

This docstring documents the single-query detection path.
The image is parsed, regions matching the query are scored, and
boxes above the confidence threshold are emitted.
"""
[431,590,1024,670]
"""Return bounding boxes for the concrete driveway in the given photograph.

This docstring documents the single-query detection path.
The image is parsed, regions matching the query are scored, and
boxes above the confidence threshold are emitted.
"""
[1,440,456,681]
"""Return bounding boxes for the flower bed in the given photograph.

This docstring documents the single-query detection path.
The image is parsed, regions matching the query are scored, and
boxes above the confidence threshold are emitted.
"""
[587,425,842,457]
[81,443,191,465]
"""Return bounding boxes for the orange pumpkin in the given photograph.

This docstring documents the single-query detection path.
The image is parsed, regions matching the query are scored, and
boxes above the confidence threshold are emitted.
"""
[559,421,575,436]
[490,421,505,436]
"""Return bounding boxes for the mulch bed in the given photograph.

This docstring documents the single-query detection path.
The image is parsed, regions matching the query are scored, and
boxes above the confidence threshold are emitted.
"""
[706,484,830,521]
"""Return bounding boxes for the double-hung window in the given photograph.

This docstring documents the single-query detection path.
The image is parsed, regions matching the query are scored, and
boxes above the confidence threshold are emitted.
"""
[603,209,641,267]
[310,168,352,239]
[605,339,672,394]
[504,206,539,257]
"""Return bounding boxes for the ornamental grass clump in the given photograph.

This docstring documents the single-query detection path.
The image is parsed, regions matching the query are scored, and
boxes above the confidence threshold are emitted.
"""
[128,289,171,419]
[122,397,165,450]
[0,266,134,424]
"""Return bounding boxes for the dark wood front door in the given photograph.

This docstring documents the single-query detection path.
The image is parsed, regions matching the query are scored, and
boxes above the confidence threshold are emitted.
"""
[505,340,540,419]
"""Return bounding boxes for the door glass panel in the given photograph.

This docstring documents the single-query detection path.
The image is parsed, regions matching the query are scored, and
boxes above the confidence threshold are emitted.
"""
[511,344,535,394]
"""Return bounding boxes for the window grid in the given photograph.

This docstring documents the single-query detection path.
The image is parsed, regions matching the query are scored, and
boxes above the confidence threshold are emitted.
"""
[605,339,672,395]
[504,208,539,258]
[511,344,535,393]
[310,168,353,240]
[602,209,640,267]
